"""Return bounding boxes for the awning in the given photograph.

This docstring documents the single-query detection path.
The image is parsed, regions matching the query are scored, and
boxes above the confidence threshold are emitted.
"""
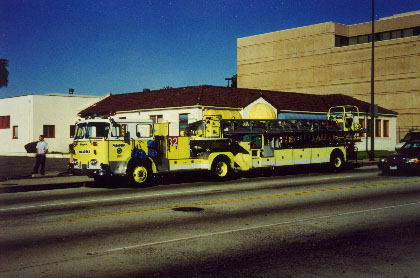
[204,109,242,119]
[277,113,327,120]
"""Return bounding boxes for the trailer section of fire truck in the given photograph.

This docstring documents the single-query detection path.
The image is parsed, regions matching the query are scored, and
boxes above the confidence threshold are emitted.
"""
[71,106,363,186]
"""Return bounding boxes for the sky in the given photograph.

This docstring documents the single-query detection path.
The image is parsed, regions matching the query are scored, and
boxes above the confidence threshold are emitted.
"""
[1,0,419,98]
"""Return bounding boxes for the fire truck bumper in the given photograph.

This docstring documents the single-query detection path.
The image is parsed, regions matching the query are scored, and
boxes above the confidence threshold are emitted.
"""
[70,163,111,177]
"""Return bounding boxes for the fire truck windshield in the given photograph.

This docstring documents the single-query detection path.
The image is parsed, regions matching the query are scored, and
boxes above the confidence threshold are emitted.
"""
[75,122,110,139]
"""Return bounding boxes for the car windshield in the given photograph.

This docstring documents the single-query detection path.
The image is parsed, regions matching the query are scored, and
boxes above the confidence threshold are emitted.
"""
[399,142,420,153]
[75,122,110,139]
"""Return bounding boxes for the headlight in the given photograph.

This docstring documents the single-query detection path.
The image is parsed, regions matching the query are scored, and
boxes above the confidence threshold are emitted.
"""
[90,159,98,165]
[405,158,419,164]
[381,158,387,163]
[72,159,78,165]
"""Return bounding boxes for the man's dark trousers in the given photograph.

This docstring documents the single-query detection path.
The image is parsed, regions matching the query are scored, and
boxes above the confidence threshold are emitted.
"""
[33,154,46,175]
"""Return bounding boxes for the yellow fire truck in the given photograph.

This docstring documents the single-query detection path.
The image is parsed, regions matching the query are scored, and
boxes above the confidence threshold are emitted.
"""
[70,105,363,185]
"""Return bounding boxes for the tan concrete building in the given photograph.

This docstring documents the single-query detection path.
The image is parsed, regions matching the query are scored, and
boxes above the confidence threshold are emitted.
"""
[238,11,420,141]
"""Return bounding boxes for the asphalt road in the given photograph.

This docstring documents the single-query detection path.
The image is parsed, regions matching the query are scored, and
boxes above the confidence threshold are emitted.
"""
[1,166,419,277]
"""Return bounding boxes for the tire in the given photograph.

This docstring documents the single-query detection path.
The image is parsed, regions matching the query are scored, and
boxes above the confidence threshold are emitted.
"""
[126,161,152,186]
[211,156,232,181]
[330,150,345,172]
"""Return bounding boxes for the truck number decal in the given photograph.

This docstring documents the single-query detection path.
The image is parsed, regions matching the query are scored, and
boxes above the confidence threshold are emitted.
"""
[79,150,91,154]
[168,136,178,147]
[112,143,126,148]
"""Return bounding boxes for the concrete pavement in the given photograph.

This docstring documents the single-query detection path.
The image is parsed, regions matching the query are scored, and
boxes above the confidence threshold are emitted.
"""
[0,156,378,193]
[0,155,93,193]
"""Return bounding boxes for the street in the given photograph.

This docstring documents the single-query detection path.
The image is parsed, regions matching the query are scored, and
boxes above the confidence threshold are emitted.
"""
[1,166,420,278]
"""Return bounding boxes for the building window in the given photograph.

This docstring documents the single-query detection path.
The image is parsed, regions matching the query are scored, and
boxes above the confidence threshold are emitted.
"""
[349,37,358,45]
[0,116,10,129]
[150,115,163,124]
[70,125,76,138]
[403,28,414,37]
[359,119,366,137]
[391,30,402,39]
[380,32,391,41]
[43,125,55,138]
[335,36,349,47]
[358,35,369,44]
[375,119,382,137]
[13,126,18,139]
[366,120,372,137]
[335,26,420,47]
[383,120,390,137]
[179,114,189,135]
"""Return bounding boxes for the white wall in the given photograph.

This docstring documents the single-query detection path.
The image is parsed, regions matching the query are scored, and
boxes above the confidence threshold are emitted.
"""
[356,116,398,152]
[116,107,203,136]
[0,94,100,155]
[0,95,32,154]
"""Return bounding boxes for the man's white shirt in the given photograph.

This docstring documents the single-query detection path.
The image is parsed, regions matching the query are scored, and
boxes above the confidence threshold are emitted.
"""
[36,141,48,155]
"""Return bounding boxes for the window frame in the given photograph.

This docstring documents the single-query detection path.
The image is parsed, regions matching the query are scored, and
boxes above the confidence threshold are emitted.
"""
[0,116,10,129]
[359,119,366,138]
[149,115,163,124]
[43,125,56,138]
[375,119,382,138]
[383,120,390,138]
[179,113,189,136]
[70,125,76,138]
[12,125,18,139]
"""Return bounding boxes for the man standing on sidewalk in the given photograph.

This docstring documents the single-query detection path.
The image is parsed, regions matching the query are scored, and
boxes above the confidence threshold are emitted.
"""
[32,135,48,177]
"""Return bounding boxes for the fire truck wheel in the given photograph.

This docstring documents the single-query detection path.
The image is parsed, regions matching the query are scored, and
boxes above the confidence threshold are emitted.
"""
[211,156,232,180]
[330,150,345,171]
[127,162,152,186]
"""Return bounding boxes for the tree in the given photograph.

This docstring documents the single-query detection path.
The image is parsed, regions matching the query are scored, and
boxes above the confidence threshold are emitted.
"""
[0,59,9,88]
[161,86,173,90]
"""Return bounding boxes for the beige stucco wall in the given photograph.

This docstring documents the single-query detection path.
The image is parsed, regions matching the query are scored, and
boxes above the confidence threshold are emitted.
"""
[238,12,420,147]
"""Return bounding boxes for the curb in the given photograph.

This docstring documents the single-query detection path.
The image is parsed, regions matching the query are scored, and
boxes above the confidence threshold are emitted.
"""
[0,172,75,182]
[0,181,93,194]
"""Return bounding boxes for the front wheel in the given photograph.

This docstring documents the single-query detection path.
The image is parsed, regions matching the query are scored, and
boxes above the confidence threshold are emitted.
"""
[330,151,345,172]
[127,162,152,186]
[211,156,232,181]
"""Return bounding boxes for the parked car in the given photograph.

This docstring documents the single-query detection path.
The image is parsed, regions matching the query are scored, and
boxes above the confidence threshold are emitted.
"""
[396,130,420,150]
[378,140,420,175]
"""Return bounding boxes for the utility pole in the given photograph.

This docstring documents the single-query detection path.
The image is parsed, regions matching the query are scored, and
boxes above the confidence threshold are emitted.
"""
[370,0,375,161]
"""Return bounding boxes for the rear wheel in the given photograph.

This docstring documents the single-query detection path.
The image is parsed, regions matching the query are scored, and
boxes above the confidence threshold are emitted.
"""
[330,150,345,172]
[127,161,152,186]
[211,156,232,180]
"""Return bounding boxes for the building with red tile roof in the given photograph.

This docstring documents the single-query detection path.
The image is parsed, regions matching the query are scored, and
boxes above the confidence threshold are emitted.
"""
[78,85,397,151]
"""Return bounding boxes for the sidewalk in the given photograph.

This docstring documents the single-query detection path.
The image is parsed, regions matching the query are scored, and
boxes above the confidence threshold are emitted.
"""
[0,171,93,193]
[0,155,378,194]
[0,156,93,193]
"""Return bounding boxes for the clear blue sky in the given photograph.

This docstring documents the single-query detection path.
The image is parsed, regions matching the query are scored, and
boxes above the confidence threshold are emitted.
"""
[1,0,419,98]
